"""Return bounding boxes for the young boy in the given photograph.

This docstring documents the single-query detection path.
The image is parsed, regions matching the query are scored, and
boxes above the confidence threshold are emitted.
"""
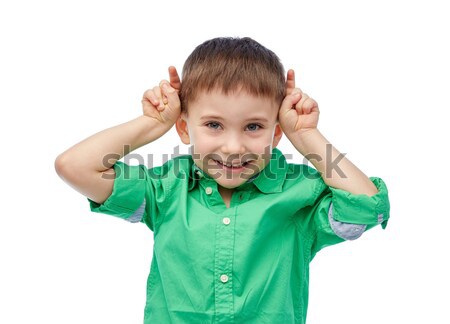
[55,37,389,324]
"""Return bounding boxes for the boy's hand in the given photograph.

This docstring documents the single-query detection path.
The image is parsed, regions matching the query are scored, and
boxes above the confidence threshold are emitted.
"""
[142,66,182,127]
[278,69,319,137]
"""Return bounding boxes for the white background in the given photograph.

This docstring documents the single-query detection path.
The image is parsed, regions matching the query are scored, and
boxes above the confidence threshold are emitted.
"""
[1,0,449,323]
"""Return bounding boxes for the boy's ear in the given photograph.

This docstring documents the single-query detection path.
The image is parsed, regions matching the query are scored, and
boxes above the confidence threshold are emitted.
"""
[272,124,283,148]
[176,114,190,144]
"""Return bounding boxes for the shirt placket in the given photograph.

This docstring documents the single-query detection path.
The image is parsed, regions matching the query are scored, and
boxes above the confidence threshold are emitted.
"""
[214,206,236,323]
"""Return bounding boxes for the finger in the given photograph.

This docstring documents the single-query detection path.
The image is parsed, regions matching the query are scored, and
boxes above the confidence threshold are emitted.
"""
[143,89,160,107]
[302,98,319,114]
[295,92,308,110]
[279,90,302,116]
[160,80,181,110]
[152,85,165,111]
[295,94,318,115]
[285,69,296,95]
[295,92,310,115]
[168,66,181,92]
[158,80,170,105]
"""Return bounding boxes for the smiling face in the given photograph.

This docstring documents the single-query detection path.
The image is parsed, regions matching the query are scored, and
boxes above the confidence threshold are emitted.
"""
[176,89,283,192]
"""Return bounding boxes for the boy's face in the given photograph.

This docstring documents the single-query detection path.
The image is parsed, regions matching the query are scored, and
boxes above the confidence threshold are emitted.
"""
[176,89,283,191]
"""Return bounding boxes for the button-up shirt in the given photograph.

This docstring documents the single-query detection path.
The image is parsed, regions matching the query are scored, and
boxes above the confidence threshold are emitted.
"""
[89,148,390,324]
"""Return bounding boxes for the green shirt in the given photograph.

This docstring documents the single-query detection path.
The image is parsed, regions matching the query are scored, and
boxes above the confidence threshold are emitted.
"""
[89,148,389,324]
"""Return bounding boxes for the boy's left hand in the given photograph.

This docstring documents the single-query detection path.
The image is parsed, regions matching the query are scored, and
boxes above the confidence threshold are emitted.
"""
[278,69,319,137]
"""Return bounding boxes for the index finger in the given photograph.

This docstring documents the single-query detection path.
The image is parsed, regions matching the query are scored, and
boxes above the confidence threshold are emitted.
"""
[168,66,181,92]
[285,69,296,95]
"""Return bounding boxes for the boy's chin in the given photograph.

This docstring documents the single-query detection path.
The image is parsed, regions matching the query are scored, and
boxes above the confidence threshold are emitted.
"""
[215,177,249,190]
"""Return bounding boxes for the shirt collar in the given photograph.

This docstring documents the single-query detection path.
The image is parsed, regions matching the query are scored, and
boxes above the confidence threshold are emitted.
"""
[188,148,288,194]
[251,148,288,193]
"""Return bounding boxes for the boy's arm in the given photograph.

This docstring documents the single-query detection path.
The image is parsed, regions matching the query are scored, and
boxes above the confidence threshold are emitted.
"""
[279,70,377,196]
[287,129,377,196]
[55,67,181,204]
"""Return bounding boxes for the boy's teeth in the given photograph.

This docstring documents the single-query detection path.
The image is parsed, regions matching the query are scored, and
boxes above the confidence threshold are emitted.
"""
[219,160,243,168]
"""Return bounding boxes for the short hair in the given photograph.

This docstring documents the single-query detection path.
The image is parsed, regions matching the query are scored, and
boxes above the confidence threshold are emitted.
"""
[180,37,285,112]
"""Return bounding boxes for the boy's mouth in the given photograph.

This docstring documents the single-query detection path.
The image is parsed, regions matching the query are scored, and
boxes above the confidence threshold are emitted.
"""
[213,159,250,170]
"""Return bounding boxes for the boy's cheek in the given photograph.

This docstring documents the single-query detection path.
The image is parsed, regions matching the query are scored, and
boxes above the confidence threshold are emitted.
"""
[189,139,217,154]
[201,162,223,179]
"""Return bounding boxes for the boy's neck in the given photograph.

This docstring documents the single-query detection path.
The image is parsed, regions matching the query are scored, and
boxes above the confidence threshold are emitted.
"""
[218,186,234,208]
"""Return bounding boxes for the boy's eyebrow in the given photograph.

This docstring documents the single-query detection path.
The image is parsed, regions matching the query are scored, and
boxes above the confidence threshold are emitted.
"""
[244,117,270,123]
[200,115,270,123]
[200,115,225,121]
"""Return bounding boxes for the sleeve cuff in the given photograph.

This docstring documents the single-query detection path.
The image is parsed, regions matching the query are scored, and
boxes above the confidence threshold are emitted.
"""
[328,203,367,240]
[88,161,146,221]
[329,177,390,229]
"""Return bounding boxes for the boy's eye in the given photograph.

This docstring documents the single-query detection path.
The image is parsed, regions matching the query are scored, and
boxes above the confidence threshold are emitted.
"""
[206,122,221,130]
[246,123,261,131]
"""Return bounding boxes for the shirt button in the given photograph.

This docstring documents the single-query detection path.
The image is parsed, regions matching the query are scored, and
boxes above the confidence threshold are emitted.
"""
[205,187,213,195]
[220,274,229,283]
[222,217,231,225]
[195,170,203,178]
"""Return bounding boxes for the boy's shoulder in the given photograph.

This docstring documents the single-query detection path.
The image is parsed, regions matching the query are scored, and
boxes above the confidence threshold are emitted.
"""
[250,148,325,195]
[271,148,323,182]
[146,154,194,180]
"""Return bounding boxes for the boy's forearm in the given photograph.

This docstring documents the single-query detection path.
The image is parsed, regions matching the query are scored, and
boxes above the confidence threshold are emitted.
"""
[289,129,378,196]
[58,116,168,172]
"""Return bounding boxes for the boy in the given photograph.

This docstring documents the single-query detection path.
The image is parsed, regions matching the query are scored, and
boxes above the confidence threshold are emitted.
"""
[55,37,389,324]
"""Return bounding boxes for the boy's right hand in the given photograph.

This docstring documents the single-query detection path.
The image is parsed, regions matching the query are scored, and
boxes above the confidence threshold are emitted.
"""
[142,66,182,127]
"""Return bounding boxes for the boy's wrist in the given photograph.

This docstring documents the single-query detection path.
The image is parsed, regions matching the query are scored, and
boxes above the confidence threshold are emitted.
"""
[289,128,327,157]
[134,115,173,147]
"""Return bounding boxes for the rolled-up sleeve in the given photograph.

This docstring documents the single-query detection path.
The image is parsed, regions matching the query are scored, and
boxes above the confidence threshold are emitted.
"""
[303,176,390,257]
[88,161,148,223]
[329,177,390,229]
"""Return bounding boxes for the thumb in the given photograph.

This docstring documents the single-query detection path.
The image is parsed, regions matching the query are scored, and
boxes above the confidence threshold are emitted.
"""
[279,91,302,115]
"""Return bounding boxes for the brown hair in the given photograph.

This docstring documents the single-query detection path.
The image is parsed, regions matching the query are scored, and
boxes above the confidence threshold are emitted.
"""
[180,37,285,112]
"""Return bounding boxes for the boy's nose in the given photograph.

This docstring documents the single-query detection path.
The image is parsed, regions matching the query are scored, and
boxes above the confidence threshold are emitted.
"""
[220,135,246,155]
